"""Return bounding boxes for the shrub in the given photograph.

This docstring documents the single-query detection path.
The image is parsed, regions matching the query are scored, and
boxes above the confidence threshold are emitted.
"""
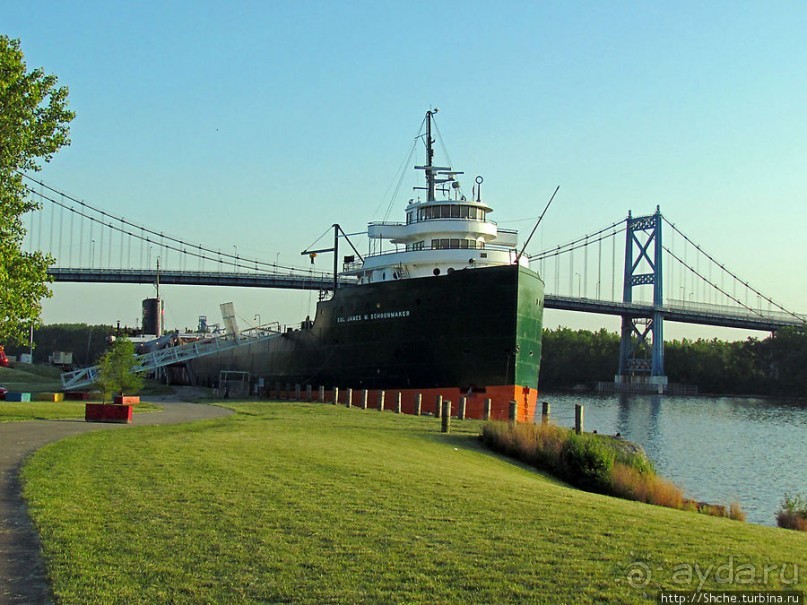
[776,493,807,531]
[560,433,614,493]
[481,421,740,519]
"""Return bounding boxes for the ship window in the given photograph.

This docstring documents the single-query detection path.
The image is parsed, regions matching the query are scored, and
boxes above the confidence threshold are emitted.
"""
[382,272,386,280]
[430,239,438,249]
[460,206,469,219]
[440,238,449,249]
[451,205,460,218]
[406,212,413,224]
[460,240,469,249]
[450,238,459,249]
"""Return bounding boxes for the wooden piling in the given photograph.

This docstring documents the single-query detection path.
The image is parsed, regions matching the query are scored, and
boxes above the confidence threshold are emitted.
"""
[295,384,301,401]
[458,396,467,420]
[541,401,551,424]
[318,385,325,403]
[441,400,451,433]
[435,394,443,418]
[306,384,312,401]
[378,390,385,411]
[414,393,422,416]
[575,404,584,434]
[508,400,517,424]
[346,388,353,408]
[395,392,402,414]
[361,389,369,410]
[333,387,339,405]
[483,398,492,421]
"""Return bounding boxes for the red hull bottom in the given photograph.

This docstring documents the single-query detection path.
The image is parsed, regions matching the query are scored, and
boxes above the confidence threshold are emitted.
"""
[274,384,538,424]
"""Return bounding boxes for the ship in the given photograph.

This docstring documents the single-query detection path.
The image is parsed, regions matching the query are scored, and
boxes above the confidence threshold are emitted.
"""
[191,110,545,421]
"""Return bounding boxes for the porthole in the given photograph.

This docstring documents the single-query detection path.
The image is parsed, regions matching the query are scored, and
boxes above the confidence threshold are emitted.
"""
[447,268,455,274]
[433,268,441,276]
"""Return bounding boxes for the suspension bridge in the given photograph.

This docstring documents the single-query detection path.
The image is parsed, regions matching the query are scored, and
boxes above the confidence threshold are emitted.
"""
[20,174,805,389]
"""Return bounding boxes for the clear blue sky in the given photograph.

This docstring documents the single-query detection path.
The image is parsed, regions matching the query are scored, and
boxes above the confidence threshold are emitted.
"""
[6,1,806,339]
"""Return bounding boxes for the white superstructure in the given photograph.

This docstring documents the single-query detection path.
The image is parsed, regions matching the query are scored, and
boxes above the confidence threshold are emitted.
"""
[345,110,527,285]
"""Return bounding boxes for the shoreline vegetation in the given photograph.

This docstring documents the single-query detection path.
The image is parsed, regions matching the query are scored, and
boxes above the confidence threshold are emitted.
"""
[481,421,747,521]
[20,401,806,603]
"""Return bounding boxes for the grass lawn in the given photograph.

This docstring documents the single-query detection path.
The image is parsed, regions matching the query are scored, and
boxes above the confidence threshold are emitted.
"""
[0,400,160,422]
[0,363,63,392]
[22,401,807,604]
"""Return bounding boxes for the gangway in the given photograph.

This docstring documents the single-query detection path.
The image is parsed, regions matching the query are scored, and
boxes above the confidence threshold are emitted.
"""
[60,327,280,391]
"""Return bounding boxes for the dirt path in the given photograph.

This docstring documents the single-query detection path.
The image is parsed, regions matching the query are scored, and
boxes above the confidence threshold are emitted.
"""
[0,391,232,604]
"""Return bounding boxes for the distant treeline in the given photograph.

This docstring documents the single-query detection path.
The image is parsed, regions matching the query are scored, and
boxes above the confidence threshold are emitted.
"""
[5,323,807,397]
[540,327,807,397]
[3,323,114,365]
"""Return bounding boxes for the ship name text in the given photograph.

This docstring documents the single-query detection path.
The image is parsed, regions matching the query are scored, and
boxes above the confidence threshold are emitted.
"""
[336,310,411,324]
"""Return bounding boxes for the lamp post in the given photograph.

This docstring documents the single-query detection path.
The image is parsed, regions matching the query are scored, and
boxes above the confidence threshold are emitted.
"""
[575,272,581,298]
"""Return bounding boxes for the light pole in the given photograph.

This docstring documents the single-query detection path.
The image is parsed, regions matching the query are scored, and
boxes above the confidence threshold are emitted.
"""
[90,239,96,269]
[254,313,261,327]
[575,272,581,298]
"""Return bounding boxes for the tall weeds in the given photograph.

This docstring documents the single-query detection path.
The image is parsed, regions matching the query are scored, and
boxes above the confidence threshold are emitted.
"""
[482,421,743,520]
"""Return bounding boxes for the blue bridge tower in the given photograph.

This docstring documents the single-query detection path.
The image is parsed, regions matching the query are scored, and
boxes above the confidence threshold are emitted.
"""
[616,206,668,390]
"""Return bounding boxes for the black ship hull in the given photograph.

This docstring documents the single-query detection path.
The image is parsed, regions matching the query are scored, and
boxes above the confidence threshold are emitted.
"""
[191,264,544,419]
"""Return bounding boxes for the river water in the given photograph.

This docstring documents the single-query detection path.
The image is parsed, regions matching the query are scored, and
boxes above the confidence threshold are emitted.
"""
[540,392,806,526]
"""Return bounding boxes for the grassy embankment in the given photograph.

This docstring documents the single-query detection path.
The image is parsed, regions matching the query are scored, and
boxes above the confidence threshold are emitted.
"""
[0,364,160,422]
[22,401,806,604]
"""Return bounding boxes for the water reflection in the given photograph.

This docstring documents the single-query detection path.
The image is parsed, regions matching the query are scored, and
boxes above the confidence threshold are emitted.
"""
[540,392,806,526]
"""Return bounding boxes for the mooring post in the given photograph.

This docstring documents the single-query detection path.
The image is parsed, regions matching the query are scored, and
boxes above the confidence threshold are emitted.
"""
[378,390,385,411]
[346,388,353,408]
[441,400,451,433]
[509,400,518,424]
[306,384,312,401]
[483,398,492,421]
[333,387,339,405]
[295,384,301,401]
[575,404,584,434]
[458,396,467,420]
[395,392,402,414]
[318,385,325,403]
[541,401,551,425]
[285,383,291,400]
[435,394,443,418]
[414,393,422,416]
[361,389,368,410]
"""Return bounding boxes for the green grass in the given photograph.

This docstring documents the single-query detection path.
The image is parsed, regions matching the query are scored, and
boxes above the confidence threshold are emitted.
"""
[0,363,63,392]
[22,402,807,604]
[0,401,161,422]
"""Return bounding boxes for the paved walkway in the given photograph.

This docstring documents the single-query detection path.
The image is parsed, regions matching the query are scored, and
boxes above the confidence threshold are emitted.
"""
[0,391,232,604]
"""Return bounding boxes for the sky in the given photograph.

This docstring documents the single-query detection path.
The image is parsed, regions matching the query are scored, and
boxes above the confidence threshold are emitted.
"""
[6,1,807,341]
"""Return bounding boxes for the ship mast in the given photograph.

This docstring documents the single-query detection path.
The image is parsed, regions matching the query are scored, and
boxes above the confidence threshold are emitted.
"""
[426,109,436,201]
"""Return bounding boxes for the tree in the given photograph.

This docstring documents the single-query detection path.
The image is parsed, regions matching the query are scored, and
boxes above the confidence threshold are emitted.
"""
[95,337,144,402]
[0,35,75,343]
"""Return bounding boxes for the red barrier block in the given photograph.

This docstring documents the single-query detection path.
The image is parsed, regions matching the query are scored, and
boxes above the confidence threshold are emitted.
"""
[85,403,133,424]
